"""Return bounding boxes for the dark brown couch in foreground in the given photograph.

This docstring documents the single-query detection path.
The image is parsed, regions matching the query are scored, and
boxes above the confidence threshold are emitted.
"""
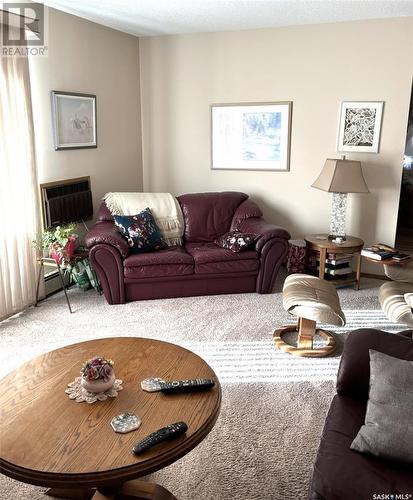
[310,328,413,500]
[85,192,290,304]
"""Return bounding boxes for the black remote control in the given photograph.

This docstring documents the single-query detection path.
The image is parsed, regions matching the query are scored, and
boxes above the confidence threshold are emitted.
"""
[159,378,215,394]
[132,422,188,454]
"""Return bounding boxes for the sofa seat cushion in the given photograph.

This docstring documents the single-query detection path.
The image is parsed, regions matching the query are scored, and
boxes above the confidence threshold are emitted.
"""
[185,242,259,274]
[310,394,413,500]
[124,247,194,279]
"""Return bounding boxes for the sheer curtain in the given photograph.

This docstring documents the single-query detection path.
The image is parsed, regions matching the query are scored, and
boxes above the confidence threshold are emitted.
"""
[0,26,41,320]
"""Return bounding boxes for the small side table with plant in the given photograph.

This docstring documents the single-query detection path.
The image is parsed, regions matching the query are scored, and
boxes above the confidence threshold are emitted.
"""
[33,223,100,313]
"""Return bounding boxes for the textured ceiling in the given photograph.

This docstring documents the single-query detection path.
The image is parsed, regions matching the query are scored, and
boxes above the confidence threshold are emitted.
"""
[41,0,413,36]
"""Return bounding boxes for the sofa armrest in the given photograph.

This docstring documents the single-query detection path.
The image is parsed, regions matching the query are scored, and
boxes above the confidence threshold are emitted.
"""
[85,222,129,259]
[237,217,290,293]
[336,328,413,400]
[237,217,290,252]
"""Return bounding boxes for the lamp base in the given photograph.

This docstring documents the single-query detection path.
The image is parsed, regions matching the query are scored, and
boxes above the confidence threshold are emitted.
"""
[329,193,348,244]
[328,234,346,243]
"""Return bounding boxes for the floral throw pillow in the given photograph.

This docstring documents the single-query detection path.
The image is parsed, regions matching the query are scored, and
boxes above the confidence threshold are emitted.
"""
[215,231,256,253]
[114,208,167,253]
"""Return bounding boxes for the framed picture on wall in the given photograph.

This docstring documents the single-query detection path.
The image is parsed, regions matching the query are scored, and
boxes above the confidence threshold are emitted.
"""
[337,101,384,153]
[51,91,97,150]
[211,101,292,171]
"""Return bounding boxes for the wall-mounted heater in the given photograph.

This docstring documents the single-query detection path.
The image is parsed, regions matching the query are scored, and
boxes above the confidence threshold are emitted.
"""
[40,176,93,228]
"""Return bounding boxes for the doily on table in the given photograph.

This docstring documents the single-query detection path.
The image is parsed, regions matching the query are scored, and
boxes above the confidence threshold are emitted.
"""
[65,377,123,403]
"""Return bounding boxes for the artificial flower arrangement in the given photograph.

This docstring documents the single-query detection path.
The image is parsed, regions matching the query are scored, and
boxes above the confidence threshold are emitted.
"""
[81,356,114,381]
[80,356,116,394]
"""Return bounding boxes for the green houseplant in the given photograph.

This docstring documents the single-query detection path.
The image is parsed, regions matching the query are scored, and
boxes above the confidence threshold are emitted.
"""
[33,224,100,292]
[33,223,78,265]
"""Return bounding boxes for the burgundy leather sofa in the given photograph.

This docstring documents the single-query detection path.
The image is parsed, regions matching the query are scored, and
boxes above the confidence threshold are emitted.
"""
[310,328,413,500]
[85,192,290,304]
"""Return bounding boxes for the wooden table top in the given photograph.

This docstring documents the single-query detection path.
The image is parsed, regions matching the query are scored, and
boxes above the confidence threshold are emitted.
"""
[305,234,364,250]
[0,337,221,490]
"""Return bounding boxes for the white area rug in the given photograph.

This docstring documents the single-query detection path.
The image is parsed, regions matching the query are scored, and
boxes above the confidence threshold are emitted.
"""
[0,275,405,500]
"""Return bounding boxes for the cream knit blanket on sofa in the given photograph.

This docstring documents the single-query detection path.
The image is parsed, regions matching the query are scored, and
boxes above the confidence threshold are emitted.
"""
[103,192,184,246]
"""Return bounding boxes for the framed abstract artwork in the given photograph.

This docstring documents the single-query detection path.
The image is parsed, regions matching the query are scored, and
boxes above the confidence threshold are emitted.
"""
[337,101,384,153]
[51,91,97,150]
[211,102,292,171]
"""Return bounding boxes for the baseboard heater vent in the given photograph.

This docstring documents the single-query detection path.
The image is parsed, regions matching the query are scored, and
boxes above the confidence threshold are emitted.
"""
[40,176,93,228]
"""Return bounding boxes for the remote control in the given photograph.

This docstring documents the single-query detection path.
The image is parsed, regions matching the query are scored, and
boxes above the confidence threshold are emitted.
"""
[141,377,215,393]
[159,379,215,394]
[132,422,188,454]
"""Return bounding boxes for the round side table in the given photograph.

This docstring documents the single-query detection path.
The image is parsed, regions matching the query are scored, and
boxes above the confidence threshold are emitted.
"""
[304,234,364,290]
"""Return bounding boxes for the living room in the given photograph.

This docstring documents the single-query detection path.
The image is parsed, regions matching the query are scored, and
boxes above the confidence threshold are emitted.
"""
[0,1,412,499]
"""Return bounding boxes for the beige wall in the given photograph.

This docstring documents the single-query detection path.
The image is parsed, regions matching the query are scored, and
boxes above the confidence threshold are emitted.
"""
[30,7,143,218]
[140,18,413,258]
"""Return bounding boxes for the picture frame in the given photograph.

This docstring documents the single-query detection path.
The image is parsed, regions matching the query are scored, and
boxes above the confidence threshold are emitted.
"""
[211,102,292,171]
[337,101,384,153]
[51,91,97,150]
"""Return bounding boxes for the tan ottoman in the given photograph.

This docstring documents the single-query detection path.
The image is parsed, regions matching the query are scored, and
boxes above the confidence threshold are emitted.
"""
[273,274,346,357]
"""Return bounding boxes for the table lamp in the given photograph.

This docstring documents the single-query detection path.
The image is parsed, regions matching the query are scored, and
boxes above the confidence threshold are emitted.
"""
[311,156,369,243]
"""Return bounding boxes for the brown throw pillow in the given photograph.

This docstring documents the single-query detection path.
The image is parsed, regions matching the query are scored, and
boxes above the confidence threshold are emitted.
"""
[350,349,413,463]
[215,231,256,253]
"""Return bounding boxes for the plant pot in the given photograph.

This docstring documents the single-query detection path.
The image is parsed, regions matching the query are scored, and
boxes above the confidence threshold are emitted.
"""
[80,372,115,393]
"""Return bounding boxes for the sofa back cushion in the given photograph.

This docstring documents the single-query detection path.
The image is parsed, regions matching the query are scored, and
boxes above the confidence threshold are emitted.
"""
[97,202,114,222]
[177,192,248,243]
[336,328,413,400]
[230,199,263,230]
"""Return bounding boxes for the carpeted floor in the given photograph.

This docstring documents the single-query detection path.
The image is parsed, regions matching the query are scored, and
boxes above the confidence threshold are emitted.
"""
[0,273,406,500]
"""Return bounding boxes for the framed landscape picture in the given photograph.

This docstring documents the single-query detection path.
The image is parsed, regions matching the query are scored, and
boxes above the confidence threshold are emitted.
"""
[51,91,97,150]
[337,101,384,153]
[211,102,292,171]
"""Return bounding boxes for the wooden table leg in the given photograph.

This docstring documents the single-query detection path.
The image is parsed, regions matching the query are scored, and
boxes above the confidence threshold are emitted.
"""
[118,481,177,500]
[93,480,177,500]
[46,488,94,499]
[319,247,327,280]
[355,252,361,290]
[92,491,115,500]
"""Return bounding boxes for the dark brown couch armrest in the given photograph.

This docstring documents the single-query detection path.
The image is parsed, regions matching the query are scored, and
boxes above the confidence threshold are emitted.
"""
[85,222,129,259]
[237,217,290,252]
[237,217,290,293]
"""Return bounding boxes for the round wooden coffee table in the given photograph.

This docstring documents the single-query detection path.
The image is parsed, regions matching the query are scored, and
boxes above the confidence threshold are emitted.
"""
[0,337,221,500]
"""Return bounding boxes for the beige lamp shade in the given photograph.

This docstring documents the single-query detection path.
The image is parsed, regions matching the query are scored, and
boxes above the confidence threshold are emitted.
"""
[311,158,369,193]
